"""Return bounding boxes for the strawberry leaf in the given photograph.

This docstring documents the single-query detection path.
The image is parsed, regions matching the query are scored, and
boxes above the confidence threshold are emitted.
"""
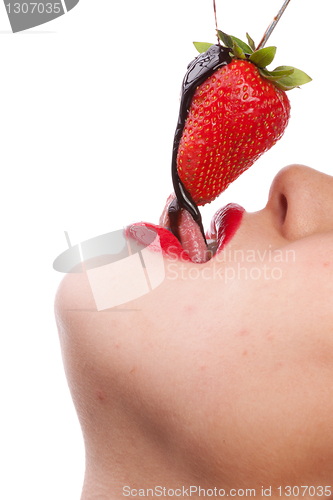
[232,41,246,60]
[231,36,253,54]
[260,66,312,91]
[193,41,214,53]
[260,67,295,82]
[246,33,256,52]
[218,30,253,54]
[218,30,233,49]
[274,66,312,87]
[272,80,296,91]
[249,46,277,68]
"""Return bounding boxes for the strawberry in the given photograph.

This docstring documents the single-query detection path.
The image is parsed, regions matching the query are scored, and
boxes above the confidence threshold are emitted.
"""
[176,32,311,206]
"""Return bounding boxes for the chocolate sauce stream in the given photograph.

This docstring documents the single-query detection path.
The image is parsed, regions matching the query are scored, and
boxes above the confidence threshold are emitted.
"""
[169,44,232,243]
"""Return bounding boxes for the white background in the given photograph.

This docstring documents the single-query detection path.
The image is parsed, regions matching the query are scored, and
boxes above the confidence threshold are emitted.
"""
[1,1,332,499]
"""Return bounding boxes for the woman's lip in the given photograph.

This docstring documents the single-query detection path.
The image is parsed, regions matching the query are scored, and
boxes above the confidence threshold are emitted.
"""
[126,222,192,261]
[127,202,245,263]
[207,203,245,255]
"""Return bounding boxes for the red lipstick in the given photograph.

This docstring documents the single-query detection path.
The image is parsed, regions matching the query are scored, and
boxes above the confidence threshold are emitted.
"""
[126,222,192,262]
[127,203,244,263]
[207,203,245,254]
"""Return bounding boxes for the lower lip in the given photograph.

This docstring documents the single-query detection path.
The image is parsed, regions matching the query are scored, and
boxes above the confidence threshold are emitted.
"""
[126,222,192,261]
[211,203,245,255]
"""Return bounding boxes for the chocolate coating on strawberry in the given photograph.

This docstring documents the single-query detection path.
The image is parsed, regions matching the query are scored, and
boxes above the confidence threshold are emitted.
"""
[169,44,232,242]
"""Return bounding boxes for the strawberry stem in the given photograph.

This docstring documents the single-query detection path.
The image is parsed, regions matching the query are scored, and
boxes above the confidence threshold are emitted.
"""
[257,0,292,50]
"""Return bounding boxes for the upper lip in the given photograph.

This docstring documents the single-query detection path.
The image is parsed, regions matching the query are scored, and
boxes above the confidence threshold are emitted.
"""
[206,203,245,257]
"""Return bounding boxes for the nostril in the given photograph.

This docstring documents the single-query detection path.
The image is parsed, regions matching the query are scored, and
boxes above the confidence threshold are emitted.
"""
[280,194,288,224]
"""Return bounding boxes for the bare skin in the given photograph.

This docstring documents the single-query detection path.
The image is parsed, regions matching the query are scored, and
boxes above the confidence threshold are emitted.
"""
[55,165,333,500]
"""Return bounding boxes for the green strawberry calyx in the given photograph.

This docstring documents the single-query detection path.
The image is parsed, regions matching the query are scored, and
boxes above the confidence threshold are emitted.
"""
[193,31,312,91]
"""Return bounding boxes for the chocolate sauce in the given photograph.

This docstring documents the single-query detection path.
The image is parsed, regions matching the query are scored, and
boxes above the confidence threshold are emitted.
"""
[169,44,232,243]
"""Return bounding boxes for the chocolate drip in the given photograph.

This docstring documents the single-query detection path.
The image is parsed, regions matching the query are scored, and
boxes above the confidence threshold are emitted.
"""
[167,197,182,242]
[169,44,232,243]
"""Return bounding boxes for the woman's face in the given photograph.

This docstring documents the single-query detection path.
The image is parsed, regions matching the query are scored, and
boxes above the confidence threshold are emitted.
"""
[56,164,333,493]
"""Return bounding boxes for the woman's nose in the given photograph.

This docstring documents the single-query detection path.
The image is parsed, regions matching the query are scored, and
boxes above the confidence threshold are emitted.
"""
[266,164,333,241]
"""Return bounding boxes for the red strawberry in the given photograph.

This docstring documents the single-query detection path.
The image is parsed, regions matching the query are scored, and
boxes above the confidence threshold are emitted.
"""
[176,33,311,206]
